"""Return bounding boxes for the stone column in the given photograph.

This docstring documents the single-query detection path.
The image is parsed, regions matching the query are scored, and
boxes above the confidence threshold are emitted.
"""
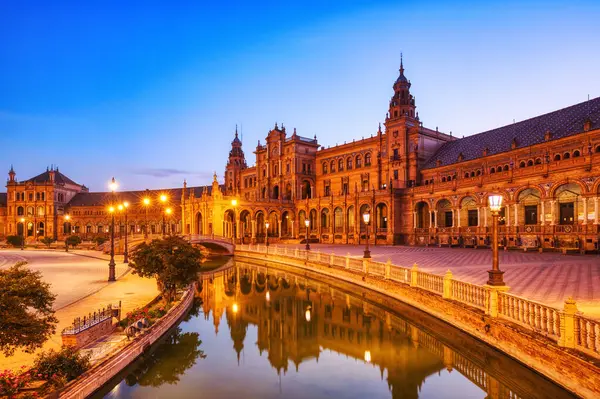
[251,219,256,238]
[505,206,510,226]
[484,207,488,227]
[434,210,438,228]
[451,209,455,227]
[477,208,481,226]
[550,200,556,225]
[595,197,599,224]
[513,204,518,227]
[457,208,461,228]
[413,211,417,228]
[582,197,588,224]
[540,201,545,225]
[430,211,434,228]
[278,220,282,238]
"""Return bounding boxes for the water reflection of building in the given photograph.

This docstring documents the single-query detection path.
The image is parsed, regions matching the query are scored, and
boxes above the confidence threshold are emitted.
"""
[195,262,553,399]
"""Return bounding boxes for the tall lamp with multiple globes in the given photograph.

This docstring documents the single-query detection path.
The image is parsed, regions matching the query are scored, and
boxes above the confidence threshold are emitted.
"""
[122,201,129,264]
[487,195,505,286]
[363,211,371,259]
[108,177,118,282]
[304,219,310,250]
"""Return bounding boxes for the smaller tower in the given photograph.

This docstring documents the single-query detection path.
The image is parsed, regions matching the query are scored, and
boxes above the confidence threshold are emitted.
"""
[225,126,247,195]
[8,165,15,182]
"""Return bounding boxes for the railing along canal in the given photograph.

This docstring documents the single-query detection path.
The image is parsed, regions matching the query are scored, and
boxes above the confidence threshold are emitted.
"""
[236,243,600,360]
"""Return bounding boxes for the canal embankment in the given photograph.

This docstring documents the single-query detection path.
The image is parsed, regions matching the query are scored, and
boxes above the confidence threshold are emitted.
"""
[235,245,600,399]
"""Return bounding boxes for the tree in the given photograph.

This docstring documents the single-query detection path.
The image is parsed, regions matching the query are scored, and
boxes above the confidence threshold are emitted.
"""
[93,236,107,246]
[65,235,82,248]
[0,261,57,356]
[41,237,55,248]
[6,235,23,248]
[130,236,203,303]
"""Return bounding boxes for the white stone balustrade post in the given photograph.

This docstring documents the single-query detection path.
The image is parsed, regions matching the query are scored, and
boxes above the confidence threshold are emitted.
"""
[329,253,334,267]
[457,208,461,228]
[410,263,418,287]
[295,248,299,257]
[443,270,453,299]
[385,259,391,280]
[345,253,350,269]
[558,297,578,348]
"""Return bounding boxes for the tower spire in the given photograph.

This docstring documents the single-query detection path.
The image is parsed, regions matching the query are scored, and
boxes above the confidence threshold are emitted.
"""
[400,52,404,75]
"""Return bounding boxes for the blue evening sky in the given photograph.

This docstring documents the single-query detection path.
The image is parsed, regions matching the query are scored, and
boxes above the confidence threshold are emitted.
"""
[1,0,599,191]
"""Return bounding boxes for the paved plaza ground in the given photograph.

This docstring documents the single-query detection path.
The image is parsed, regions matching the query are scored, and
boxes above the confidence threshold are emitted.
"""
[0,249,159,370]
[278,244,600,319]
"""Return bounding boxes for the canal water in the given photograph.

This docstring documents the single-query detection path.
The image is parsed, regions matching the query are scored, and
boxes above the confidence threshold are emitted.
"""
[96,258,574,399]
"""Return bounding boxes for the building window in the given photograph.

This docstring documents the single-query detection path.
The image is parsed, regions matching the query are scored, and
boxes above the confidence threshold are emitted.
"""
[338,159,343,171]
[393,170,399,180]
[342,182,349,195]
[27,206,34,216]
[444,211,453,227]
[356,155,362,168]
[392,148,399,160]
[365,153,372,166]
[17,206,24,216]
[330,160,335,173]
[524,205,538,225]
[347,158,353,170]
[28,193,33,201]
[468,210,478,226]
[37,206,44,216]
[324,184,330,197]
[559,202,574,225]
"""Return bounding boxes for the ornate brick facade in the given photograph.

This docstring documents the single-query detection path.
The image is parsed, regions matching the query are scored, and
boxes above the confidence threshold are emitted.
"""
[2,60,599,250]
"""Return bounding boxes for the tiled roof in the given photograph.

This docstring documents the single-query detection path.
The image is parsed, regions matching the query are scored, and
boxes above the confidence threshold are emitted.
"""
[0,193,6,207]
[24,170,81,186]
[67,186,214,207]
[423,96,600,169]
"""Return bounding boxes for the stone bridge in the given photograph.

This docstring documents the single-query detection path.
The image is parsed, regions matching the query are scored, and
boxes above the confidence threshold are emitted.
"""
[187,234,235,255]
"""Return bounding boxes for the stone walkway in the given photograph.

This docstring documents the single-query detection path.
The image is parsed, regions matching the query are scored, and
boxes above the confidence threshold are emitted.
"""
[0,249,158,371]
[277,244,600,319]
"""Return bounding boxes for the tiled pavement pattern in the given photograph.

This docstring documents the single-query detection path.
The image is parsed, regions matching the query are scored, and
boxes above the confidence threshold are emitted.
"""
[0,249,159,370]
[279,244,600,319]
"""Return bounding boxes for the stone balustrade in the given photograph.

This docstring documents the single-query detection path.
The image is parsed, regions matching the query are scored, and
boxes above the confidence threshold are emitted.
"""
[239,243,598,362]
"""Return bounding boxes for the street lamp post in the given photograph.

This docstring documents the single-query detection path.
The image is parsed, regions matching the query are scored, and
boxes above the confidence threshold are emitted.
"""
[363,211,371,258]
[487,195,505,286]
[20,217,25,250]
[108,177,118,282]
[304,219,310,250]
[231,199,238,244]
[123,201,129,264]
[143,197,150,240]
[160,194,168,236]
[265,221,270,247]
[64,215,70,252]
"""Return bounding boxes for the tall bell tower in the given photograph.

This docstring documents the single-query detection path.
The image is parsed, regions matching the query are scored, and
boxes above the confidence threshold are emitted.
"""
[385,55,420,188]
[225,126,247,195]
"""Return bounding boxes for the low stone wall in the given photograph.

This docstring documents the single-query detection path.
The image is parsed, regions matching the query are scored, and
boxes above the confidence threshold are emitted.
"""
[61,318,115,349]
[57,286,195,399]
[236,249,600,399]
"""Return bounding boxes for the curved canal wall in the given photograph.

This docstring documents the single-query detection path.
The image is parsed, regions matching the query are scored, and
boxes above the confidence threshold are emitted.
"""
[58,285,195,399]
[235,247,600,399]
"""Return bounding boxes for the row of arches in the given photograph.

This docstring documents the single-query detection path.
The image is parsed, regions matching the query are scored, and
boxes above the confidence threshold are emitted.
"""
[415,182,594,229]
[322,153,372,174]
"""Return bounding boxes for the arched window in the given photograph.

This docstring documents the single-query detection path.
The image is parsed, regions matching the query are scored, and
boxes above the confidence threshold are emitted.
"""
[365,153,372,166]
[37,206,44,216]
[527,160,534,167]
[563,152,571,159]
[27,206,34,216]
[330,160,336,173]
[347,157,353,170]
[490,167,496,174]
[17,206,24,216]
[356,155,362,168]
[573,150,581,157]
[596,145,600,153]
[476,170,481,176]
[338,159,344,171]
[519,161,526,168]
[441,177,446,182]
[534,158,542,165]
[470,171,475,177]
[464,172,469,178]
[322,162,328,174]
[503,165,509,171]
[554,154,561,161]
[425,180,429,185]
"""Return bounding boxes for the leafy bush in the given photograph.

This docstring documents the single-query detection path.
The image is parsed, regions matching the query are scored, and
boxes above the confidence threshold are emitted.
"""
[93,236,107,246]
[40,237,55,248]
[6,235,23,247]
[65,235,82,248]
[33,346,90,383]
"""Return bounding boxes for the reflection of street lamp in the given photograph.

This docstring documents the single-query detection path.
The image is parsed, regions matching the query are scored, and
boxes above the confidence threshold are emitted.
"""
[487,195,505,286]
[231,199,238,243]
[364,350,372,363]
[363,211,371,259]
[304,219,310,250]
[265,221,270,247]
[108,177,118,282]
[232,303,239,313]
[64,215,70,252]
[143,197,150,239]
[266,290,270,302]
[305,306,312,322]
[20,217,25,250]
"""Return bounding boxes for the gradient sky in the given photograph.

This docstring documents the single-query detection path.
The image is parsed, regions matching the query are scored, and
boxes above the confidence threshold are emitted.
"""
[2,0,599,192]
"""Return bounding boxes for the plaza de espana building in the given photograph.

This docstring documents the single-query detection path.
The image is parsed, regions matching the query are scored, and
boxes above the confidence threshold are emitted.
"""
[1,60,600,252]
